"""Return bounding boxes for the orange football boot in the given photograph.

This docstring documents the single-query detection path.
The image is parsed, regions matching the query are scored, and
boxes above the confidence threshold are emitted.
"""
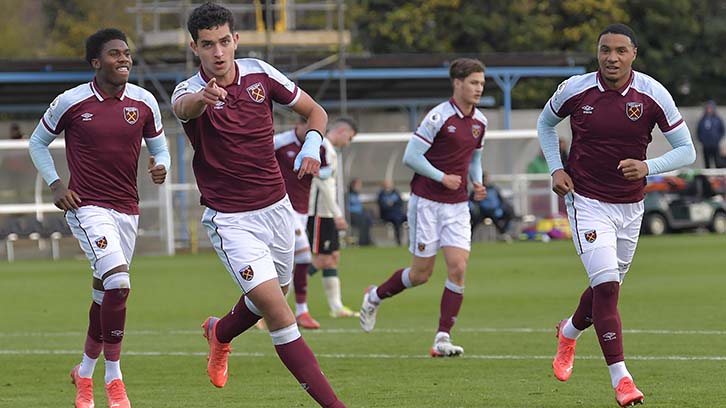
[202,316,232,388]
[70,364,95,408]
[615,377,644,407]
[553,319,577,381]
[105,378,130,408]
[296,312,321,329]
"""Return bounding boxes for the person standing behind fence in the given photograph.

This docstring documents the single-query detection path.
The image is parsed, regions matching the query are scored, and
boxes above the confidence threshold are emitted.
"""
[696,100,724,168]
[28,28,170,408]
[347,177,373,246]
[377,178,406,246]
[307,118,360,318]
[171,3,345,407]
[537,23,695,407]
[359,58,487,357]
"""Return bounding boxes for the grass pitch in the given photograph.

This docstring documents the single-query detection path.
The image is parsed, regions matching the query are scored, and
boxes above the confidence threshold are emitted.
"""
[1,233,724,407]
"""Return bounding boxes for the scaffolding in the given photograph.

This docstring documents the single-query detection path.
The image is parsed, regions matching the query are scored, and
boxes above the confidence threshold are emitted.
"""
[126,0,350,113]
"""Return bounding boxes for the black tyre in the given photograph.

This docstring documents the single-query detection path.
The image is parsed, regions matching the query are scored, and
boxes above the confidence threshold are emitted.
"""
[643,212,668,236]
[709,211,726,234]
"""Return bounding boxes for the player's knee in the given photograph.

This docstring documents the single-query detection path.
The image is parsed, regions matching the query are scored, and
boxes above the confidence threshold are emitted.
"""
[409,266,433,285]
[102,271,131,291]
[589,269,619,287]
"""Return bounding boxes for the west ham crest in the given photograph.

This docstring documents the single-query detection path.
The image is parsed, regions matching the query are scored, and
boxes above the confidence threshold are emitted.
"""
[95,236,108,249]
[472,124,482,138]
[626,102,642,121]
[124,107,139,124]
[246,82,266,103]
[417,243,426,252]
[584,230,597,243]
[240,265,254,281]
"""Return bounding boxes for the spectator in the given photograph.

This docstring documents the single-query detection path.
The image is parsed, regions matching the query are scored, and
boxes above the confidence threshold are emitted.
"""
[377,179,406,245]
[469,172,514,239]
[347,177,373,246]
[696,100,724,168]
[9,123,24,139]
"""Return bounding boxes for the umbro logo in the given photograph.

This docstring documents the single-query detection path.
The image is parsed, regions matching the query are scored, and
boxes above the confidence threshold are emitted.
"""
[602,332,617,341]
[447,125,457,133]
[213,100,225,110]
[81,112,94,121]
[581,105,594,114]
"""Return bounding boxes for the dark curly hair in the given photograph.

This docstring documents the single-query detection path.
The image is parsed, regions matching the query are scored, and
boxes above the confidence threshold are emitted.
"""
[85,28,127,65]
[187,2,235,42]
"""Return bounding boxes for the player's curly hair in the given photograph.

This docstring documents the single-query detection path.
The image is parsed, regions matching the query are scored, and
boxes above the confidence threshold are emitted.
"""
[449,58,485,80]
[187,2,235,42]
[85,28,127,65]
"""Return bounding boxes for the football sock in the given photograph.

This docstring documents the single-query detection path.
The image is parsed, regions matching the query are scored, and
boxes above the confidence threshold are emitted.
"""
[322,271,344,311]
[438,280,464,333]
[376,268,408,300]
[101,289,128,361]
[294,263,311,305]
[561,317,583,340]
[79,353,98,379]
[571,286,594,331]
[592,281,624,365]
[104,360,122,384]
[296,302,309,316]
[608,361,632,388]
[272,324,345,408]
[216,294,262,343]
[367,286,381,304]
[87,300,103,347]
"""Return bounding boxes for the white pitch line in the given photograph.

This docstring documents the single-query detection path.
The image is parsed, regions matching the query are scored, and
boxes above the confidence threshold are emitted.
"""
[1,349,725,361]
[1,327,725,338]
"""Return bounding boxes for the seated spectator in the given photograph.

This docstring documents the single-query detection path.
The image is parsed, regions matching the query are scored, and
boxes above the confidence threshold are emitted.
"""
[470,172,515,238]
[377,179,407,246]
[347,177,373,246]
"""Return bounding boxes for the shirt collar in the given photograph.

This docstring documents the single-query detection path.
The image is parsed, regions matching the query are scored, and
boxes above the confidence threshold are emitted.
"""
[90,78,126,101]
[596,70,634,96]
[449,98,474,118]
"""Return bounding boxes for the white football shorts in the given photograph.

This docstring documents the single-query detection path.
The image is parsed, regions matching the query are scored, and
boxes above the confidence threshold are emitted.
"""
[407,193,471,257]
[565,191,644,285]
[66,205,138,278]
[202,196,295,293]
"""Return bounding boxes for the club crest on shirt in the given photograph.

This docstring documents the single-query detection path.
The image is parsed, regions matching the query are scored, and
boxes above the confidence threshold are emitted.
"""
[584,229,597,243]
[246,82,266,103]
[626,102,643,121]
[417,243,426,252]
[124,107,139,124]
[95,236,108,249]
[472,124,482,138]
[240,265,254,281]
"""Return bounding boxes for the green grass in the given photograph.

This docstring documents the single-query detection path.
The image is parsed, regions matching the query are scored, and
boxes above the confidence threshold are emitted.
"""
[1,234,725,407]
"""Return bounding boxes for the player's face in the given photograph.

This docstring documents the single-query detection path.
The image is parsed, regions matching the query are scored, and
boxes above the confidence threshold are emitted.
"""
[93,39,131,87]
[454,72,485,107]
[598,33,637,89]
[333,126,356,147]
[191,23,239,81]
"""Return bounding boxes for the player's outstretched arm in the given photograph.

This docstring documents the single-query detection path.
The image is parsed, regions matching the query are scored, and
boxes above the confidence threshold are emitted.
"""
[173,78,227,121]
